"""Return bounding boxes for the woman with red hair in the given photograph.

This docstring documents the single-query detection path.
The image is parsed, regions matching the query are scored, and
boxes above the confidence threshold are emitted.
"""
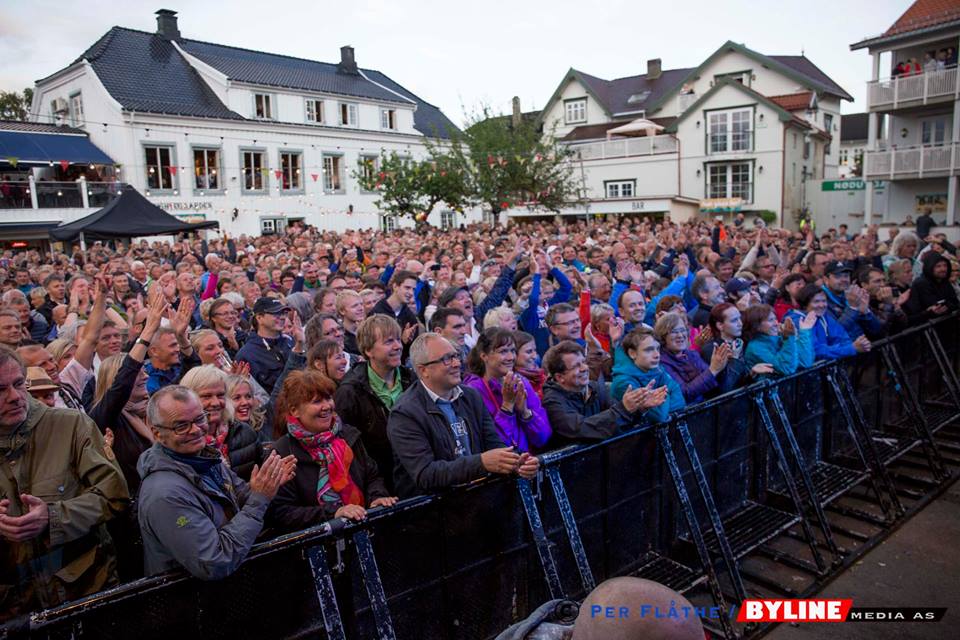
[270,370,396,532]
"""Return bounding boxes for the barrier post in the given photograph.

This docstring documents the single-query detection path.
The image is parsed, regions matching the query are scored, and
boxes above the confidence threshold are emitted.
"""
[305,543,347,640]
[517,477,564,600]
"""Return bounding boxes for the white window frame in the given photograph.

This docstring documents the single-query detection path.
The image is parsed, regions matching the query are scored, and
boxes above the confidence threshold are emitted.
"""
[253,93,274,120]
[706,162,753,203]
[605,180,635,199]
[279,150,303,193]
[144,144,177,192]
[921,117,948,146]
[382,215,398,232]
[339,102,358,127]
[68,92,84,127]
[192,147,221,193]
[322,154,344,192]
[440,210,456,229]
[260,217,285,235]
[241,148,268,193]
[707,107,753,154]
[380,108,397,130]
[305,98,325,124]
[564,98,587,125]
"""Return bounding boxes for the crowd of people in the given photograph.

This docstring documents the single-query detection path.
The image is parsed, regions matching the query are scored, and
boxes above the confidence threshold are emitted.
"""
[1,213,959,620]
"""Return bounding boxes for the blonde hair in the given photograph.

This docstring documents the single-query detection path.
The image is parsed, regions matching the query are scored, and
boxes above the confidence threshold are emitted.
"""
[93,353,125,408]
[483,306,516,330]
[653,312,687,346]
[46,338,76,366]
[190,329,220,354]
[180,365,233,423]
[590,303,615,327]
[225,373,263,430]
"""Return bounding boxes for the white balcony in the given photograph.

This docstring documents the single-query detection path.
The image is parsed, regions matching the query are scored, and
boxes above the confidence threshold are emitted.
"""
[867,67,958,111]
[863,142,960,180]
[567,134,678,161]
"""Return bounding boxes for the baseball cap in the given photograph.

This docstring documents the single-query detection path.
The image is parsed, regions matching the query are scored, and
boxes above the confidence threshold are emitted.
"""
[252,297,289,315]
[26,367,58,392]
[724,277,756,297]
[824,260,854,276]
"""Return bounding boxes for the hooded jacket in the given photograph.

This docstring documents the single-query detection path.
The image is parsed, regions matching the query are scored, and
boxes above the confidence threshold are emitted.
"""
[0,399,129,620]
[904,252,959,324]
[541,379,638,445]
[137,444,270,580]
[822,285,883,339]
[744,329,814,376]
[786,309,855,360]
[610,348,685,424]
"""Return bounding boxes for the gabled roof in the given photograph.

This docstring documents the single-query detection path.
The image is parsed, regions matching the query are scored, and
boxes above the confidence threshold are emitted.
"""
[768,91,814,111]
[0,120,87,135]
[178,38,411,104]
[38,26,457,137]
[663,78,798,133]
[852,0,960,50]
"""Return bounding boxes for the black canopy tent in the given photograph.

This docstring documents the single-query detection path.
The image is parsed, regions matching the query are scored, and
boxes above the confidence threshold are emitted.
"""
[50,184,219,246]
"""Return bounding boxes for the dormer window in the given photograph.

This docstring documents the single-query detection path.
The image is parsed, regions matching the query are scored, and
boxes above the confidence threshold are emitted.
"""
[381,109,397,130]
[254,93,273,119]
[340,102,358,127]
[306,99,324,123]
[564,98,587,124]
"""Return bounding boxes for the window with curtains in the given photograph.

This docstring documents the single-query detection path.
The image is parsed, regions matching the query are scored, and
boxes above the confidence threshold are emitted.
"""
[706,162,753,202]
[144,145,175,191]
[193,148,220,191]
[241,149,267,192]
[322,155,343,192]
[280,151,302,191]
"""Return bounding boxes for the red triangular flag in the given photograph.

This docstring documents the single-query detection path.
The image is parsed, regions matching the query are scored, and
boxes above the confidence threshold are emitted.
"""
[168,166,178,175]
[274,169,283,179]
[311,173,319,182]
[59,160,69,171]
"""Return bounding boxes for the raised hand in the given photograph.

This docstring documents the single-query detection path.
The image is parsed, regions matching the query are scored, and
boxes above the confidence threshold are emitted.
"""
[249,451,297,499]
[401,322,419,345]
[500,372,518,411]
[608,316,625,345]
[780,316,796,338]
[709,342,731,375]
[289,310,305,348]
[799,311,817,331]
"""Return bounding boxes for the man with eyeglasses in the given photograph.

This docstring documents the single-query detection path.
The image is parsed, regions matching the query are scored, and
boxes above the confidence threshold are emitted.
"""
[0,346,129,621]
[235,297,294,394]
[388,333,538,498]
[137,385,296,579]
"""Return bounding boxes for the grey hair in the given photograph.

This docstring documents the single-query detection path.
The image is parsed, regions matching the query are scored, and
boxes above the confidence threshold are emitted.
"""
[1,290,27,306]
[58,320,85,343]
[286,292,315,324]
[147,385,200,428]
[890,230,920,258]
[409,332,453,367]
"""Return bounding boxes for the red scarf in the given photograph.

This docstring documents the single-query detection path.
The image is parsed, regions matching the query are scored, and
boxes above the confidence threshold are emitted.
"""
[205,421,230,464]
[287,416,364,507]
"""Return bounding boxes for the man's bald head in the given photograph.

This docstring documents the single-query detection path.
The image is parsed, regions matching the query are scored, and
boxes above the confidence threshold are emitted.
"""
[573,577,703,640]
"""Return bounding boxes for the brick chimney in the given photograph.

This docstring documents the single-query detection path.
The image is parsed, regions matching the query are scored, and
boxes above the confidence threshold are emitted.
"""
[647,58,662,80]
[512,96,522,128]
[338,45,359,75]
[155,9,180,40]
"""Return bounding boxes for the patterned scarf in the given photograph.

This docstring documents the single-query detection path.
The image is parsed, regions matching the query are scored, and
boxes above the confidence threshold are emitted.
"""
[287,416,364,508]
[205,420,231,464]
[516,366,547,396]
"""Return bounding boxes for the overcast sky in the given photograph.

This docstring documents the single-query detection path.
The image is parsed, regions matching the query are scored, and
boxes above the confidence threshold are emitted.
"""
[2,0,908,124]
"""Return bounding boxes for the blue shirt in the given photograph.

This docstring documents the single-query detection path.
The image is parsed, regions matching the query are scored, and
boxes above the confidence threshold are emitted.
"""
[145,361,181,395]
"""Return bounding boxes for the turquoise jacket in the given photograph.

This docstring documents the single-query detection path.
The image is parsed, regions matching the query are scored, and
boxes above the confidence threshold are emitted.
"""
[611,347,686,423]
[744,328,814,376]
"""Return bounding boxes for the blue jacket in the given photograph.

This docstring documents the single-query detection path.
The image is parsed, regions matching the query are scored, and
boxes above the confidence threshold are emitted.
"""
[787,310,855,361]
[744,329,814,376]
[822,286,883,340]
[610,348,685,424]
[643,272,695,327]
[520,269,573,356]
[235,334,294,393]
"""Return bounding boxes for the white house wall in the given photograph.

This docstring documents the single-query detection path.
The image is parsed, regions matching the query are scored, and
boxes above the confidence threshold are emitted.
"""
[542,78,611,139]
[577,153,679,200]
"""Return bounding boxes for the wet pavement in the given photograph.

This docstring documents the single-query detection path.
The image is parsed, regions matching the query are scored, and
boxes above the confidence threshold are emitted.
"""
[765,477,960,640]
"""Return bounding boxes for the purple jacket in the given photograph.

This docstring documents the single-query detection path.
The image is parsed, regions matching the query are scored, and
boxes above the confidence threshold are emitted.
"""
[463,374,552,453]
[659,348,717,404]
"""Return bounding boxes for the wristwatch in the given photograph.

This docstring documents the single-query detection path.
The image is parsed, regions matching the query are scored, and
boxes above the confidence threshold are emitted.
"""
[136,337,151,348]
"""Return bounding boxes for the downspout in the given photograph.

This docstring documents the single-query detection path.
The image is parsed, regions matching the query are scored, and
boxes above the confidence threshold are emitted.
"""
[675,134,682,198]
[781,125,787,228]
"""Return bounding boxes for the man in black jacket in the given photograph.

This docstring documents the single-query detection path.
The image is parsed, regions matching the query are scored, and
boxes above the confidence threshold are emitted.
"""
[541,341,664,445]
[387,333,538,498]
[371,269,420,343]
[334,315,416,492]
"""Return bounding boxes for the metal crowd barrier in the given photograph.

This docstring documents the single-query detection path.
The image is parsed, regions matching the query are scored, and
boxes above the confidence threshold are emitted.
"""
[4,314,960,640]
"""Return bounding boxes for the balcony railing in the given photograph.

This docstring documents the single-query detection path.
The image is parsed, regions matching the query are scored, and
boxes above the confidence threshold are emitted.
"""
[863,142,960,179]
[0,178,122,210]
[867,66,958,110]
[568,134,678,161]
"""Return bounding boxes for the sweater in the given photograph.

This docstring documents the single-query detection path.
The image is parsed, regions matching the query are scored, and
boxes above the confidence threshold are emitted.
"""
[659,348,718,404]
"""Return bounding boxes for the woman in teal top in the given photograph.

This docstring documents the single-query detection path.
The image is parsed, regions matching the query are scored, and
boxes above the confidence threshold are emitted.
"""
[743,304,816,375]
[611,328,685,423]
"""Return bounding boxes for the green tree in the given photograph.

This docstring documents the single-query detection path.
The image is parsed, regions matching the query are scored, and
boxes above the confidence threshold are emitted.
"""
[354,151,470,224]
[445,104,581,224]
[0,88,33,121]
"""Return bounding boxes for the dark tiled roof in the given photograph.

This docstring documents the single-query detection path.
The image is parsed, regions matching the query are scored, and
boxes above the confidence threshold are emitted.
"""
[768,91,814,111]
[0,120,87,134]
[841,113,870,142]
[78,28,244,120]
[179,39,409,104]
[560,118,676,142]
[360,70,460,139]
[768,55,853,100]
[576,68,693,115]
[884,0,960,37]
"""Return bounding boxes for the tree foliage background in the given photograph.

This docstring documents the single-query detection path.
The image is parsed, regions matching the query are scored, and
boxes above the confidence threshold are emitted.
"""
[0,88,34,121]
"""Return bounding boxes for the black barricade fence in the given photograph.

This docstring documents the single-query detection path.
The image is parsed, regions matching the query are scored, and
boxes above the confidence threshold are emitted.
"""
[5,314,960,640]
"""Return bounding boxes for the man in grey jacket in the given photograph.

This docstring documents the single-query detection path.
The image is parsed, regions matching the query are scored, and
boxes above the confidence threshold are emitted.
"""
[137,385,296,579]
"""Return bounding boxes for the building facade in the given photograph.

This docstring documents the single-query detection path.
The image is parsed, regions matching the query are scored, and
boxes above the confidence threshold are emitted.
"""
[839,112,870,178]
[27,9,467,236]
[530,41,851,227]
[853,0,960,228]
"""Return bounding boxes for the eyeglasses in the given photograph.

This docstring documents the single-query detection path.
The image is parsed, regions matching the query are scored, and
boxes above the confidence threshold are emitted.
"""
[551,317,581,327]
[668,328,688,336]
[213,310,238,318]
[154,412,209,435]
[421,352,462,367]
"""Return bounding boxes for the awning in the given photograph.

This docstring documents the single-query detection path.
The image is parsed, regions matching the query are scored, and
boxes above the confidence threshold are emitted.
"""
[606,118,664,139]
[0,130,114,166]
[699,197,744,213]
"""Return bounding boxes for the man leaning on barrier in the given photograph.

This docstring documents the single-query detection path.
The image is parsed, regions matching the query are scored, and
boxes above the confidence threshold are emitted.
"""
[137,385,296,579]
[0,346,129,621]
[388,333,539,498]
[541,340,667,446]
